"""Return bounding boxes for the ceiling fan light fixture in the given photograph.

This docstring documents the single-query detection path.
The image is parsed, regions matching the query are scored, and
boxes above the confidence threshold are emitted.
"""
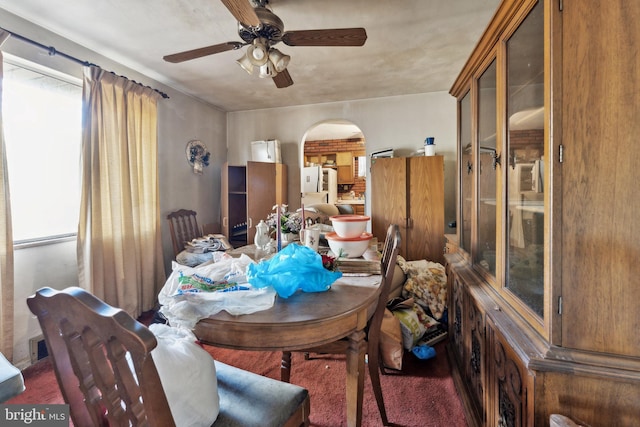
[258,61,277,78]
[268,49,290,73]
[247,38,269,66]
[236,54,254,74]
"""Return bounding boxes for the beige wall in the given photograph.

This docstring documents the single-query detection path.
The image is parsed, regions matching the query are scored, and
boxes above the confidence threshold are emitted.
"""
[157,93,227,272]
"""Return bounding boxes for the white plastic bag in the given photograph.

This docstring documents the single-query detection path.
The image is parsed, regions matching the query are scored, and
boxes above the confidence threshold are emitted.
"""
[149,324,220,427]
[159,253,277,328]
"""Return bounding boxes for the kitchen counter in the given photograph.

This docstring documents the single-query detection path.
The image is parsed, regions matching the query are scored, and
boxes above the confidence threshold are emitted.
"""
[336,199,365,205]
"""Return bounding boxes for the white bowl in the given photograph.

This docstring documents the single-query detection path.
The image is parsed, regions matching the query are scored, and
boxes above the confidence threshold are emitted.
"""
[325,232,373,258]
[329,214,370,238]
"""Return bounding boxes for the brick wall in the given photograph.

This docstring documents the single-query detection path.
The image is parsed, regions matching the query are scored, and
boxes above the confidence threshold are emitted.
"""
[509,129,543,162]
[305,138,366,197]
[304,138,365,155]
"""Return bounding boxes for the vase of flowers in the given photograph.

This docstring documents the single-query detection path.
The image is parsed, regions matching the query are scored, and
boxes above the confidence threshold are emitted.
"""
[266,205,303,245]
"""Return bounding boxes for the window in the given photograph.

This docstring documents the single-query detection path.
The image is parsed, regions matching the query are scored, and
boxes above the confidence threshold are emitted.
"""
[357,155,366,177]
[2,58,82,243]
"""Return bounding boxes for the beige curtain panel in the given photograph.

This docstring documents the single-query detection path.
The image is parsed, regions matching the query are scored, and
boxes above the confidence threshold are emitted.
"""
[0,30,15,359]
[77,66,165,318]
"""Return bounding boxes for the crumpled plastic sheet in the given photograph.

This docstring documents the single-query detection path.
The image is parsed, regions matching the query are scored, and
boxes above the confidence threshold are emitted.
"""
[247,244,342,298]
[159,252,277,329]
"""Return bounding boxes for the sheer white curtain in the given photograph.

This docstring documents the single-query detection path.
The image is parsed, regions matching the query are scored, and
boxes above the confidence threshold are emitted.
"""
[77,66,165,318]
[0,31,14,358]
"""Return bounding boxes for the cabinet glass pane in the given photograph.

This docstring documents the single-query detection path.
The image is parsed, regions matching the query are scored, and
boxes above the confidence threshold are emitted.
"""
[475,60,497,274]
[459,91,472,253]
[505,1,544,316]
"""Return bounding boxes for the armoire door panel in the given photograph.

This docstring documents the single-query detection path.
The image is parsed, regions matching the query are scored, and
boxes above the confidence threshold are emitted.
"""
[221,163,230,237]
[371,157,407,253]
[407,156,445,264]
[247,161,278,243]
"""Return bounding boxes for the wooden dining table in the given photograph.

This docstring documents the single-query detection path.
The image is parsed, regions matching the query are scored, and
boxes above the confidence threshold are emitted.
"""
[192,245,382,427]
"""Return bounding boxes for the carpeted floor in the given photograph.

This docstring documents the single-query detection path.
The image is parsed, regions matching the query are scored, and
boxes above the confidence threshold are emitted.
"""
[207,342,468,427]
[8,337,467,427]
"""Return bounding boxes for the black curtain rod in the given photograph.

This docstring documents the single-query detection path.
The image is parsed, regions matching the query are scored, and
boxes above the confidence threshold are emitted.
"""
[2,27,169,99]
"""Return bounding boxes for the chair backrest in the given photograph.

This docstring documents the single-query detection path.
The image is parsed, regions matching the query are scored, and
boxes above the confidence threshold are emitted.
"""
[368,224,401,337]
[27,287,176,427]
[380,224,401,292]
[167,209,200,256]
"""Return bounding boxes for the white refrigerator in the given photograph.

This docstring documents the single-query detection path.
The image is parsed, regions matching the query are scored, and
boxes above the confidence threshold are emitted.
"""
[302,166,327,205]
[321,168,338,204]
[302,166,321,193]
[302,166,337,205]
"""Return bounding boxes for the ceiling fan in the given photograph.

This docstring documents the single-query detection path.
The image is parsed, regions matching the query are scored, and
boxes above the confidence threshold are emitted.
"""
[163,0,367,88]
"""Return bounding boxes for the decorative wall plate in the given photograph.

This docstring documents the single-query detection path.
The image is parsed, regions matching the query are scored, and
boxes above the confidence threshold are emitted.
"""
[186,140,210,174]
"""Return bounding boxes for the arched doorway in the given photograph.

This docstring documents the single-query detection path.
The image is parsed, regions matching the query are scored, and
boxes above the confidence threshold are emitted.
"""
[300,120,366,215]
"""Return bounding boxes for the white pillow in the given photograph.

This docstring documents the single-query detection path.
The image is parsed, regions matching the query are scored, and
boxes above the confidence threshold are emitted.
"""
[149,323,220,426]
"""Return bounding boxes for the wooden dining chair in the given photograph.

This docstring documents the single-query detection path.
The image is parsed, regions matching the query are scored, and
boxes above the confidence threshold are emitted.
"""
[27,286,310,427]
[280,224,401,426]
[167,209,201,257]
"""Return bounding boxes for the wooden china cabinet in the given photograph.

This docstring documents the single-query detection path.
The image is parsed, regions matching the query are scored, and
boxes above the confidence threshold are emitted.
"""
[446,0,640,426]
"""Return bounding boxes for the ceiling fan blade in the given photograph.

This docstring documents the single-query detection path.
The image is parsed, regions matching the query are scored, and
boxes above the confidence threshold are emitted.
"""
[220,0,261,28]
[282,28,367,47]
[163,42,244,63]
[273,69,293,88]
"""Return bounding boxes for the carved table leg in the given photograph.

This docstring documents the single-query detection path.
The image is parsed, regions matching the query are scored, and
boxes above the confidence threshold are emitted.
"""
[281,351,292,383]
[345,329,366,427]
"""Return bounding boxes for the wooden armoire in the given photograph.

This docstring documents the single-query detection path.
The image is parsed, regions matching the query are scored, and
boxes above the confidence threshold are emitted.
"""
[445,0,640,426]
[221,161,287,247]
[370,155,444,264]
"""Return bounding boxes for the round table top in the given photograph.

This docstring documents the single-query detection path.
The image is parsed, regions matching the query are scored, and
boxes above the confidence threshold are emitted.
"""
[193,275,381,351]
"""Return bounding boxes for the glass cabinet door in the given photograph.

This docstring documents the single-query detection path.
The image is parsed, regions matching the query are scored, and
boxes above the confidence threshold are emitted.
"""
[475,60,497,275]
[459,91,472,254]
[505,1,545,317]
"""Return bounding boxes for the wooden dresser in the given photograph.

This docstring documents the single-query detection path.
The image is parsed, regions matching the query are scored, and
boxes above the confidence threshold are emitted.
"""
[446,0,640,426]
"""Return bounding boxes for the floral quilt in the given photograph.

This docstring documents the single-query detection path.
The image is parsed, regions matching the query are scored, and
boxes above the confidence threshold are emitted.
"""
[397,256,448,319]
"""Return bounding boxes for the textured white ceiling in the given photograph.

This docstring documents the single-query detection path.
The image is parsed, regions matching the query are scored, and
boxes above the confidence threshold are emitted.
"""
[0,0,500,112]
